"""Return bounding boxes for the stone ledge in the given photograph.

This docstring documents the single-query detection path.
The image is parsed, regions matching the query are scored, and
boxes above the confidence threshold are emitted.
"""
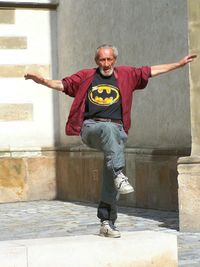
[0,103,33,121]
[0,231,178,267]
[0,36,27,49]
[178,156,200,164]
[0,64,50,78]
[0,0,59,9]
[0,145,191,155]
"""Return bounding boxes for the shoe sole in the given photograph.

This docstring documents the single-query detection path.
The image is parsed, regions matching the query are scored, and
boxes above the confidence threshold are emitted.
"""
[118,188,134,194]
[99,232,121,238]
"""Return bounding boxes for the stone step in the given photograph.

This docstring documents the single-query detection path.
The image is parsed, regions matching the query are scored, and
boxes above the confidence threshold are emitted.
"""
[0,231,177,267]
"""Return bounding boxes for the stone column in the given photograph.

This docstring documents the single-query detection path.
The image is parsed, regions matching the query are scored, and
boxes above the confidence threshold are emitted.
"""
[178,0,200,232]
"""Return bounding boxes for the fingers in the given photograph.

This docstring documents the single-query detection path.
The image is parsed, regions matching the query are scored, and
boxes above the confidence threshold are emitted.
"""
[189,54,197,59]
[24,73,30,79]
[24,72,40,81]
[187,54,197,61]
[24,72,35,80]
[180,54,198,66]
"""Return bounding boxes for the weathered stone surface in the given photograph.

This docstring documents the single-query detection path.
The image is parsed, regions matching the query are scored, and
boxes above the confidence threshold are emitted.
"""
[0,10,15,24]
[0,64,50,78]
[127,154,178,210]
[0,36,27,49]
[56,148,183,211]
[0,146,186,210]
[177,0,200,232]
[0,158,27,202]
[0,232,178,267]
[0,103,33,121]
[26,157,56,200]
[56,150,102,202]
[178,157,200,232]
[0,153,56,203]
[188,0,200,155]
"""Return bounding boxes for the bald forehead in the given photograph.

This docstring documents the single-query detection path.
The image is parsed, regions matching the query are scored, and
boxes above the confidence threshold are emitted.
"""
[96,48,115,60]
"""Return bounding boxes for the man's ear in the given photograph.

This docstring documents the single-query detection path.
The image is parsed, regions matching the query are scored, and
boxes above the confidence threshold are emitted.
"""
[95,57,99,65]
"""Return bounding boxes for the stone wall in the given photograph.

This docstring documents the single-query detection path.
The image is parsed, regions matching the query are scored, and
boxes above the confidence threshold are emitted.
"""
[57,0,190,149]
[0,1,194,211]
[0,2,58,202]
[55,0,190,211]
[178,0,200,232]
[0,4,58,149]
[56,146,190,211]
[0,149,56,203]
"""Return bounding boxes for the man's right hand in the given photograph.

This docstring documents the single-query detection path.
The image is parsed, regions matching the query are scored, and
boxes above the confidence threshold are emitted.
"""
[24,72,64,91]
[24,72,45,85]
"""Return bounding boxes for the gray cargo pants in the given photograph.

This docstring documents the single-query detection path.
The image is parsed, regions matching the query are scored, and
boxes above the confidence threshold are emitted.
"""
[81,119,127,223]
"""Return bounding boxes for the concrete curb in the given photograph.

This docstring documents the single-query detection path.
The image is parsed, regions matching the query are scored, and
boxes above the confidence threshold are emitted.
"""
[0,231,177,267]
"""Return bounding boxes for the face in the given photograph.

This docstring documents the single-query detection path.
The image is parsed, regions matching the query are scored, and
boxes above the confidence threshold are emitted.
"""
[95,48,116,77]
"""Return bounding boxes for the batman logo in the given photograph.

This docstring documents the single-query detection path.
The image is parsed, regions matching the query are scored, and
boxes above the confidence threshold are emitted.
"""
[88,84,120,106]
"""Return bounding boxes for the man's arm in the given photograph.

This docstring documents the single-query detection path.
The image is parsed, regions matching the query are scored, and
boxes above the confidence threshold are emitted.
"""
[24,72,64,92]
[151,54,197,77]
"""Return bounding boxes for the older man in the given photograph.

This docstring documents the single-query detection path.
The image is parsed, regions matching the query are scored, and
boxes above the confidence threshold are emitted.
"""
[25,44,197,238]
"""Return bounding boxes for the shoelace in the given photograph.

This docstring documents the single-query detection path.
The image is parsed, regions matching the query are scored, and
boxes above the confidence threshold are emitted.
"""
[109,222,117,230]
[103,221,117,230]
[121,175,129,184]
[118,172,128,179]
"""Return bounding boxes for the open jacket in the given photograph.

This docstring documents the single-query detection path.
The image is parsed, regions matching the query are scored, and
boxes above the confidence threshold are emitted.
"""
[62,65,151,135]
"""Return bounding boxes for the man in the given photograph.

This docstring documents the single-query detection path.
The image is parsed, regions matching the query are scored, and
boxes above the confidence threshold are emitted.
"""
[25,44,197,238]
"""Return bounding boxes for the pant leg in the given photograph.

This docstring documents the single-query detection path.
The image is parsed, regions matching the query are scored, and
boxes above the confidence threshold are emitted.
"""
[97,201,117,224]
[81,120,127,223]
[81,120,127,176]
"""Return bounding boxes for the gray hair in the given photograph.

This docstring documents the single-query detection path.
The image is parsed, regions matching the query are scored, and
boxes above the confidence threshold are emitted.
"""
[95,44,119,60]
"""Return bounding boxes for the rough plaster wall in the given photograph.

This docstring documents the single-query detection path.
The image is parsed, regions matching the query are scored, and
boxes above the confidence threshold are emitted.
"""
[0,8,58,149]
[57,0,190,149]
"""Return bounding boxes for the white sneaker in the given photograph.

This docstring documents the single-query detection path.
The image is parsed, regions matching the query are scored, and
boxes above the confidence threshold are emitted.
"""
[114,172,134,194]
[99,220,121,238]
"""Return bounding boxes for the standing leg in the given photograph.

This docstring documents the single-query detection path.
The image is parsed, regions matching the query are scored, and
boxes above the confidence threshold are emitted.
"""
[97,160,118,222]
[81,120,132,237]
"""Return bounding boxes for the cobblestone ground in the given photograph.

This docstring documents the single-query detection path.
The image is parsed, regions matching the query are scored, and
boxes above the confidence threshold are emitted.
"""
[0,200,199,267]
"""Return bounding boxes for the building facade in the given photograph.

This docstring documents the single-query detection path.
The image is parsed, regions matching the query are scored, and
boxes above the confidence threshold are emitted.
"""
[0,0,199,230]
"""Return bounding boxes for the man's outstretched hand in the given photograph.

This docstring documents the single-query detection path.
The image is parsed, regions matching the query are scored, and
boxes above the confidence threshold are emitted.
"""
[24,72,45,84]
[179,54,198,66]
[24,72,64,91]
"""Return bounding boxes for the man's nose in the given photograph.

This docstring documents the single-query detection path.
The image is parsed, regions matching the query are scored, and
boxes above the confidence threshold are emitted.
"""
[105,59,109,66]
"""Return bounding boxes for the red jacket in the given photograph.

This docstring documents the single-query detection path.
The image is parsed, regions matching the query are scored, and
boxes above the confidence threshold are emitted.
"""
[62,65,151,135]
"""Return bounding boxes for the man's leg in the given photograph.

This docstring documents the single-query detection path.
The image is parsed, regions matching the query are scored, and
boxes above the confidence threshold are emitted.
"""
[81,120,133,237]
[81,120,127,175]
[81,120,133,193]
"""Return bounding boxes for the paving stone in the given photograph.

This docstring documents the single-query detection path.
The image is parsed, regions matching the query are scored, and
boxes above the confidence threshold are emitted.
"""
[0,200,199,266]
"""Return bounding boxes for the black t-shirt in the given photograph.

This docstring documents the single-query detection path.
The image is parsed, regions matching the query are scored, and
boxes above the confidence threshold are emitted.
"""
[84,69,122,120]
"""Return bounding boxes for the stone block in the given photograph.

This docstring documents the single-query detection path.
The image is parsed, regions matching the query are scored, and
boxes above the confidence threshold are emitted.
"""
[56,150,102,202]
[0,151,56,203]
[0,158,27,202]
[26,157,57,200]
[134,156,178,210]
[0,241,26,267]
[0,36,27,49]
[0,10,15,24]
[0,64,50,78]
[0,103,33,121]
[0,231,177,267]
[178,156,200,232]
[56,147,183,211]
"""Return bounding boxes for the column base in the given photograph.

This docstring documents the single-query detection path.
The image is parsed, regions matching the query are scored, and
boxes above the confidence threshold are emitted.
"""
[178,156,200,232]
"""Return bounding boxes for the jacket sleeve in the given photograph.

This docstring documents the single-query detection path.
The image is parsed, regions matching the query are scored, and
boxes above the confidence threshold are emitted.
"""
[62,70,86,97]
[134,66,151,90]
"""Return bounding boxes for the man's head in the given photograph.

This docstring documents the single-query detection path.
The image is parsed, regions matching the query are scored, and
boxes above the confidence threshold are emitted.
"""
[95,44,118,77]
